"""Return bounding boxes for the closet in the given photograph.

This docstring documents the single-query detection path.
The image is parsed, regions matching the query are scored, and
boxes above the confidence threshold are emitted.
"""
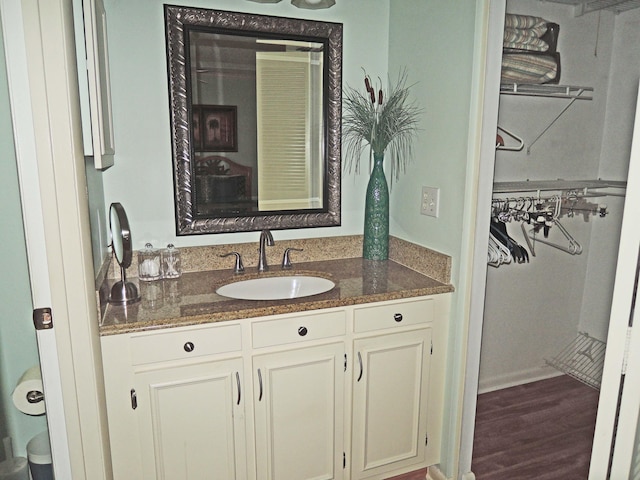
[475,0,639,473]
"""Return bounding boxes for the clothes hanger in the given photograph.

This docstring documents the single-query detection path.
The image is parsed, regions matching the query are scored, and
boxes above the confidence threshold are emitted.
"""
[488,233,512,267]
[496,125,524,152]
[490,219,529,263]
[528,218,582,255]
[521,222,536,257]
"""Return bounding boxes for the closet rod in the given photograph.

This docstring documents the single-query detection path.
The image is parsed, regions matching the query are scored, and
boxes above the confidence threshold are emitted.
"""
[493,179,627,194]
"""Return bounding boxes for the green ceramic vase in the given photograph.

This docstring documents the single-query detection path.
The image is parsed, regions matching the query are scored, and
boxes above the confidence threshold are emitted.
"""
[363,153,389,260]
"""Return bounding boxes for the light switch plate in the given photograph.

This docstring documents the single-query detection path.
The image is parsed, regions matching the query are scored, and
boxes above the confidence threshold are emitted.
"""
[421,186,440,218]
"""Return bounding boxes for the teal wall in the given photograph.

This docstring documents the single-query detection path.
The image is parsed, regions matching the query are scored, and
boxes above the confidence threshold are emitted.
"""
[388,2,478,476]
[85,158,108,274]
[388,1,476,283]
[0,13,47,460]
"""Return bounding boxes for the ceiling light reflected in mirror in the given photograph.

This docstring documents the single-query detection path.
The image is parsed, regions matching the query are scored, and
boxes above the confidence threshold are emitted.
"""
[291,0,336,9]
[246,0,336,8]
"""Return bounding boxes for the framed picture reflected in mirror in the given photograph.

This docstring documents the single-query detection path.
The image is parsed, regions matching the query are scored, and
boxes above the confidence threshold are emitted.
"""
[193,105,237,152]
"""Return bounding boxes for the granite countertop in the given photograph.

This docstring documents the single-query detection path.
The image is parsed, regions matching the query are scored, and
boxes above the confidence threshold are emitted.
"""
[98,236,454,335]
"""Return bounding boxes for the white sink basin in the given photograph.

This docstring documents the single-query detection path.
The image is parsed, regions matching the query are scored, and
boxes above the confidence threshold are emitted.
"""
[216,275,335,301]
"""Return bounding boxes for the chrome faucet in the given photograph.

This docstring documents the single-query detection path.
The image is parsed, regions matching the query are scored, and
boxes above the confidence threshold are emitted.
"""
[257,230,274,272]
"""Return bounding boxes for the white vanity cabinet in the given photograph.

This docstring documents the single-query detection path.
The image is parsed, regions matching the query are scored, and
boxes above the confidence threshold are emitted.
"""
[100,294,450,480]
[101,323,248,479]
[133,357,247,479]
[251,310,347,480]
[253,343,346,480]
[350,299,436,480]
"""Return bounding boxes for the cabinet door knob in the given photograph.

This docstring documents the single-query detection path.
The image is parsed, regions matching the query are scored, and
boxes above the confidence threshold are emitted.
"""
[298,326,308,336]
[394,313,403,322]
[183,341,195,352]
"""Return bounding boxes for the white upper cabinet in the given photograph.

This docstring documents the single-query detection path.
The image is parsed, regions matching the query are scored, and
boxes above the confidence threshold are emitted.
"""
[73,0,115,169]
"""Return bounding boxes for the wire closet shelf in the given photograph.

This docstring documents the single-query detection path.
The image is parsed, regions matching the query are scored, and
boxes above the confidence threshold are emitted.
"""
[545,332,606,389]
[540,0,640,16]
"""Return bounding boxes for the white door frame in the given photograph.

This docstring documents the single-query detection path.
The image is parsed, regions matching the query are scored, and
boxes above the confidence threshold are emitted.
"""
[588,82,640,479]
[457,0,505,478]
[1,1,71,476]
[1,0,111,478]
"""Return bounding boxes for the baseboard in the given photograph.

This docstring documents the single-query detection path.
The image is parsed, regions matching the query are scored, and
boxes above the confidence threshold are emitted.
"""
[477,365,563,394]
[427,465,450,480]
[427,465,476,480]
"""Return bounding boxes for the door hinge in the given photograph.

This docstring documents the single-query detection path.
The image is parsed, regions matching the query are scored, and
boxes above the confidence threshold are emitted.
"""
[344,353,347,372]
[343,452,346,469]
[425,433,428,446]
[130,389,137,410]
[430,340,433,355]
[33,307,53,330]
[622,326,633,375]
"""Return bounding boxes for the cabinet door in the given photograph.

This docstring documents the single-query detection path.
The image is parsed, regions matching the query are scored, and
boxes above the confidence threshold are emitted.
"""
[351,329,432,479]
[134,357,246,480]
[253,342,345,480]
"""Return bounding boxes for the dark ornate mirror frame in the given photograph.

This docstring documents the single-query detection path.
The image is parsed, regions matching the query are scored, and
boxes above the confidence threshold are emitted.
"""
[165,5,343,235]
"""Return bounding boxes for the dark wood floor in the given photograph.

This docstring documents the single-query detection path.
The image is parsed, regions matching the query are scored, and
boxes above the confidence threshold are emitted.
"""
[386,468,427,480]
[472,375,599,480]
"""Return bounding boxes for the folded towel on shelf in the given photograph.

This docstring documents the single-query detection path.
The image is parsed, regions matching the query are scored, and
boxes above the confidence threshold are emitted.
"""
[501,14,561,84]
[504,28,549,52]
[501,53,560,84]
[504,13,547,30]
[503,14,554,52]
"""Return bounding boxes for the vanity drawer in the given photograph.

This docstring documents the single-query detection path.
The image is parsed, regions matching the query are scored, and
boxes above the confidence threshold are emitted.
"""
[353,298,434,333]
[130,324,242,365]
[252,311,346,348]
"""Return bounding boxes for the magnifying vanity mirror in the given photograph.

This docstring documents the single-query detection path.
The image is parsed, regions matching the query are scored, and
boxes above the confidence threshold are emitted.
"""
[108,202,140,305]
[165,5,342,234]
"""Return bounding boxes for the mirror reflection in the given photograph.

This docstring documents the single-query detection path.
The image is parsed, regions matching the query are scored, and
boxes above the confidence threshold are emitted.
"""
[190,33,325,216]
[165,6,342,234]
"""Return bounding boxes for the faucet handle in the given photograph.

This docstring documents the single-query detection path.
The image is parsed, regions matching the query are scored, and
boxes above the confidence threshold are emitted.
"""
[282,248,303,269]
[220,252,244,274]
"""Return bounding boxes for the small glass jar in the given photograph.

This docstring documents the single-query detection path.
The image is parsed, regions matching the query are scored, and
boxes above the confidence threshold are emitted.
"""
[138,243,162,281]
[162,244,182,279]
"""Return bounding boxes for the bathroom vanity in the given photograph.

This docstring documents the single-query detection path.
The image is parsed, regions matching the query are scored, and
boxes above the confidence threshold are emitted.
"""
[98,237,453,480]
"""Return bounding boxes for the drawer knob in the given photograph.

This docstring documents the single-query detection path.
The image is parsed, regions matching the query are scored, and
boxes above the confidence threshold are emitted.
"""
[184,341,195,352]
[298,326,308,337]
[394,313,403,322]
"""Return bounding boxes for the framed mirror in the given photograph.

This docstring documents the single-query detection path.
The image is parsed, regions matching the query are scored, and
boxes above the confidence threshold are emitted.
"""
[165,5,343,235]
